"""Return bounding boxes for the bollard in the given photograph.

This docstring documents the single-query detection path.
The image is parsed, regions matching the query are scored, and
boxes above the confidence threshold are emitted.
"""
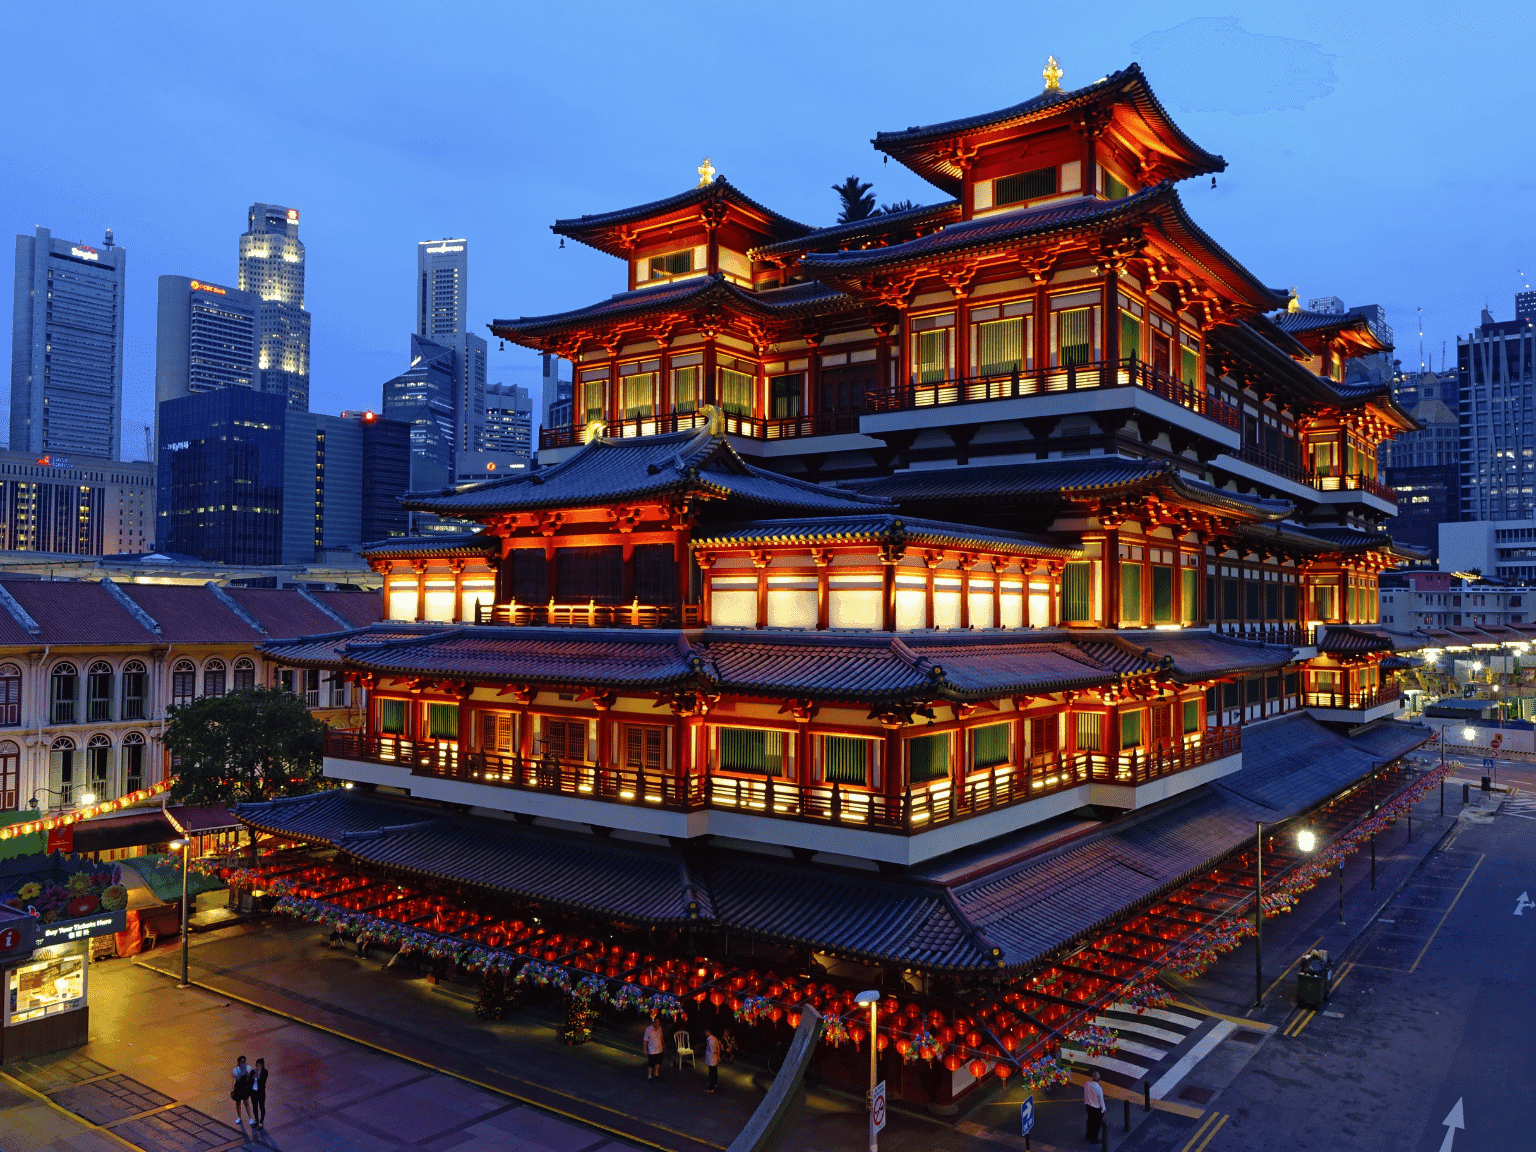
[1102,1116,1110,1151]
[1124,1098,1131,1131]
[1463,782,1470,805]
[1144,1081,1151,1112]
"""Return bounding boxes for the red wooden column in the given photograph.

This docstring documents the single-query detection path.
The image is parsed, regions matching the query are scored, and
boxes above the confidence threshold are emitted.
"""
[881,548,899,632]
[413,561,428,622]
[621,539,636,606]
[882,722,904,823]
[753,551,770,629]
[450,560,466,623]
[814,550,831,631]
[1103,268,1121,377]
[696,553,715,626]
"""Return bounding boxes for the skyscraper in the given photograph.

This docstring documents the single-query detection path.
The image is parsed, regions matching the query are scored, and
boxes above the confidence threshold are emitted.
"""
[10,227,125,460]
[382,334,457,491]
[238,203,310,410]
[154,275,260,403]
[485,382,533,458]
[1458,298,1536,521]
[417,239,467,338]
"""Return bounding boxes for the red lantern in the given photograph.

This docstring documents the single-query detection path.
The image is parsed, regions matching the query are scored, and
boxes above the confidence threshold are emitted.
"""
[710,990,725,1007]
[1001,1033,1019,1052]
[788,1012,801,1029]
[876,1034,890,1052]
[851,1025,867,1046]
[769,1006,783,1023]
[965,1030,982,1049]
[994,1062,1013,1081]
[729,997,741,1012]
[943,1053,963,1073]
[939,1026,955,1044]
[895,1038,912,1056]
[968,1058,988,1079]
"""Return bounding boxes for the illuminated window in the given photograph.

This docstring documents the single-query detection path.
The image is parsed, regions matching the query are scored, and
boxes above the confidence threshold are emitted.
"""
[995,167,1056,206]
[907,732,950,783]
[648,250,693,280]
[971,723,1011,770]
[718,727,785,776]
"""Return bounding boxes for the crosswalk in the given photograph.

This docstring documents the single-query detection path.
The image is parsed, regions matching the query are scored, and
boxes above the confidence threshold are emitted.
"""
[1057,1001,1208,1085]
[1500,791,1536,820]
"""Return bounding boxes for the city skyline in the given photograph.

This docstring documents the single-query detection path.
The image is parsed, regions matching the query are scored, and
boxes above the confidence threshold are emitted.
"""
[1,4,1531,460]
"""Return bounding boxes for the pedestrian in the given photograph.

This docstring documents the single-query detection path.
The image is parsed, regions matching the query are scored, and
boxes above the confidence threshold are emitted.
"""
[704,1027,721,1093]
[229,1055,253,1130]
[249,1058,270,1130]
[327,927,342,949]
[643,1014,665,1081]
[1083,1068,1106,1143]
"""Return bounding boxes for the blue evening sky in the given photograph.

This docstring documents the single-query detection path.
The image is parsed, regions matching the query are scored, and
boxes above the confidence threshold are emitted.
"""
[2,2,1531,460]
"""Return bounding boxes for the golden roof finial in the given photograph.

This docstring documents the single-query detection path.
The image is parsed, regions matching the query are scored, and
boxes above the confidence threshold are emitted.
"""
[697,157,716,188]
[1043,56,1063,92]
[1287,287,1302,314]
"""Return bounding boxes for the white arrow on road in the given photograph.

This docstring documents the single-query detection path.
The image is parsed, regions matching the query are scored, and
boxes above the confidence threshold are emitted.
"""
[1438,1098,1463,1152]
[1515,892,1534,916]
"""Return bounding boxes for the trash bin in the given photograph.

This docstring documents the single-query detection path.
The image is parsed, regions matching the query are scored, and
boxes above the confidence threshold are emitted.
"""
[1296,950,1331,1009]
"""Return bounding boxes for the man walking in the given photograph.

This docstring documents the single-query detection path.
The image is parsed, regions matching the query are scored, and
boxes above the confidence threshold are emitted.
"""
[1083,1068,1106,1143]
[704,1027,721,1092]
[249,1059,270,1130]
[643,1015,665,1081]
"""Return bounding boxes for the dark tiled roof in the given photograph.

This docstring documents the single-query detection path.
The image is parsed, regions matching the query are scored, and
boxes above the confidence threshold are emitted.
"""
[346,628,698,689]
[872,65,1225,195]
[312,591,384,629]
[1270,309,1383,342]
[259,624,438,668]
[236,789,446,844]
[748,200,963,259]
[335,818,708,923]
[551,177,813,254]
[0,580,155,644]
[116,584,260,643]
[691,515,1080,558]
[1214,715,1427,812]
[1080,631,1292,680]
[1316,625,1394,655]
[359,533,499,559]
[223,588,350,640]
[850,457,1292,521]
[403,425,887,517]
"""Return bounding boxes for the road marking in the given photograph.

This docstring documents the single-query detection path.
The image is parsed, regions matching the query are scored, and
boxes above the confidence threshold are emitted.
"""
[1515,891,1533,916]
[1439,1097,1464,1152]
[1181,1111,1229,1152]
[1094,1014,1187,1044]
[0,1071,141,1152]
[1108,1002,1204,1029]
[1410,855,1484,974]
[1169,1000,1273,1032]
[1281,1010,1315,1037]
[1149,1020,1236,1099]
[1059,1047,1150,1078]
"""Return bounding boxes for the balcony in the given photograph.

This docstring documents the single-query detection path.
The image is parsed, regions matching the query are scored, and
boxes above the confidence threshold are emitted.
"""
[1302,686,1402,711]
[1212,622,1316,646]
[325,727,1241,836]
[1220,445,1396,505]
[473,601,702,628]
[539,408,863,451]
[862,357,1240,433]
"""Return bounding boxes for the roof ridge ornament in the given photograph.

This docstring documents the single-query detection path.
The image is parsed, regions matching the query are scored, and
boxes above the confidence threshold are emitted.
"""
[699,403,725,436]
[1043,55,1063,92]
[1287,286,1302,314]
[697,156,716,187]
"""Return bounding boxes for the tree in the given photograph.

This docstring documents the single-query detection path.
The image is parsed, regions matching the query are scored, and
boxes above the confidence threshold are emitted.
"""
[881,199,919,214]
[162,687,327,806]
[832,176,876,223]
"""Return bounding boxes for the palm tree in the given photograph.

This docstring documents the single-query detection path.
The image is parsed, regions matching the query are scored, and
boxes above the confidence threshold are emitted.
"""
[832,176,877,223]
[881,199,918,215]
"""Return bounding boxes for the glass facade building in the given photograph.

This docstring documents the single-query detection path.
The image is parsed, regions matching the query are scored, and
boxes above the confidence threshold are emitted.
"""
[238,204,310,411]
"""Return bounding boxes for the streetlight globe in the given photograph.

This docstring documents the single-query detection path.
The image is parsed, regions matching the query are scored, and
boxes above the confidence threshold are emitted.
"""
[78,792,96,807]
[1463,726,1477,741]
[854,989,881,1006]
[1296,828,1316,853]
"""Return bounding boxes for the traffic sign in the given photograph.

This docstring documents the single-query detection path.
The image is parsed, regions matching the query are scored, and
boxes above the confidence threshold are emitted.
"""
[1484,757,1495,770]
[1020,1095,1035,1135]
[871,1080,887,1134]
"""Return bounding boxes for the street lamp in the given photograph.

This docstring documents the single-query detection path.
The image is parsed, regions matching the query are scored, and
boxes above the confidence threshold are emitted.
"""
[169,838,191,988]
[855,989,880,1152]
[27,788,95,811]
[1256,824,1318,1008]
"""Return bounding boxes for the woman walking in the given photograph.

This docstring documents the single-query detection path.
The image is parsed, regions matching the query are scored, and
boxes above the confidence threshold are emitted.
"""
[249,1059,270,1130]
[229,1055,254,1130]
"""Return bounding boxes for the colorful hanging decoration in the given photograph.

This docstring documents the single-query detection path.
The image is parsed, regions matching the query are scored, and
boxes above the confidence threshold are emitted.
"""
[1063,1024,1119,1059]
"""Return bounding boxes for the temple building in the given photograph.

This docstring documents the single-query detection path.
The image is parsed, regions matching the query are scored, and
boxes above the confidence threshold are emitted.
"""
[244,61,1459,1108]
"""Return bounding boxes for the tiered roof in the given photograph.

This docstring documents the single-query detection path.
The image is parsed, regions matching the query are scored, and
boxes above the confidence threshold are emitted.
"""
[550,177,813,258]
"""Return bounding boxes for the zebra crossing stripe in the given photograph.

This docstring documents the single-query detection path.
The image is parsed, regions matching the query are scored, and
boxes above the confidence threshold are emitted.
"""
[1501,792,1536,820]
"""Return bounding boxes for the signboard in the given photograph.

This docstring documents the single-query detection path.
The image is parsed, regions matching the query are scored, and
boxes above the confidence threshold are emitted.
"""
[0,919,35,959]
[1021,1095,1035,1135]
[45,824,73,855]
[871,1080,887,1135]
[1485,758,1496,771]
[38,909,126,945]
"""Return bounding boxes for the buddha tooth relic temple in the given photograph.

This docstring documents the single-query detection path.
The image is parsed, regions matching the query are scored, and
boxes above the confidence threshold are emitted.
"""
[241,61,1446,1108]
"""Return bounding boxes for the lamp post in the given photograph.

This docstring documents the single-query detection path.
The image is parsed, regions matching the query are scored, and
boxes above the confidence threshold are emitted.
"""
[1253,821,1263,1008]
[28,787,96,812]
[856,989,881,1152]
[169,838,190,988]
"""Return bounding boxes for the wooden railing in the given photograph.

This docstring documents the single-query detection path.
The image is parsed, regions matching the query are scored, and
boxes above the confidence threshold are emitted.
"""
[1213,622,1317,646]
[538,408,862,450]
[474,601,701,628]
[1302,686,1402,710]
[1230,443,1395,504]
[326,726,1242,835]
[862,357,1241,433]
[1309,472,1395,502]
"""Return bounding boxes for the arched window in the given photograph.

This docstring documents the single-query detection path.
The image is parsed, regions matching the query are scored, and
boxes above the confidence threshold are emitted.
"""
[122,660,147,720]
[51,663,78,724]
[0,663,19,728]
[49,735,76,806]
[87,661,114,722]
[86,734,112,802]
[171,659,196,708]
[0,740,17,810]
[203,659,226,699]
[233,657,256,692]
[122,732,146,793]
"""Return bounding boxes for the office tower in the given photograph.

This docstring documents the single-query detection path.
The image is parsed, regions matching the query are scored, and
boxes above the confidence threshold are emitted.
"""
[154,275,260,417]
[158,389,286,564]
[452,331,488,476]
[1458,297,1536,521]
[418,239,467,338]
[1383,368,1460,562]
[10,227,125,460]
[341,411,412,540]
[382,335,457,490]
[0,451,153,554]
[485,382,533,458]
[238,203,310,410]
[540,352,571,431]
[1517,291,1536,323]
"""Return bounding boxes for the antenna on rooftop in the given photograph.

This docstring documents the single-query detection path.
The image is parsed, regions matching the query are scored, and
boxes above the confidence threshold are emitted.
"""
[1417,306,1424,372]
[143,424,152,461]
